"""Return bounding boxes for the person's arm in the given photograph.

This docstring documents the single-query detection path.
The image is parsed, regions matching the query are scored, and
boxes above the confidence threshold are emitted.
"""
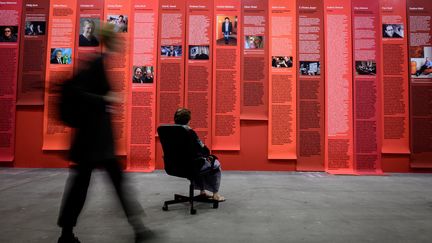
[188,128,210,157]
[71,58,119,110]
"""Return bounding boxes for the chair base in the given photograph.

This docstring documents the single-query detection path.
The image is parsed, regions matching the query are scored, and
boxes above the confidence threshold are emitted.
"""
[162,183,220,214]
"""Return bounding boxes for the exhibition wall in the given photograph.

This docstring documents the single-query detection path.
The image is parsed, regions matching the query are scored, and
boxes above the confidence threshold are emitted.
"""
[1,0,431,173]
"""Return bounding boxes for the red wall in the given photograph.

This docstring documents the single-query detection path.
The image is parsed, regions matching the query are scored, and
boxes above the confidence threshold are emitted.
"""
[16,107,416,172]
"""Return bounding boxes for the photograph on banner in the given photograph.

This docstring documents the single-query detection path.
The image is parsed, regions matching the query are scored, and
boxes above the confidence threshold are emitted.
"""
[382,24,404,39]
[25,21,46,36]
[355,61,376,76]
[132,66,154,84]
[50,48,72,64]
[216,15,237,46]
[299,61,320,76]
[272,56,293,68]
[410,46,432,78]
[107,15,128,33]
[161,45,182,57]
[244,35,264,49]
[0,26,18,42]
[189,45,209,60]
[79,18,100,47]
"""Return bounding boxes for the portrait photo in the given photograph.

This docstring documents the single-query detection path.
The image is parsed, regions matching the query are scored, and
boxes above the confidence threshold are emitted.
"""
[245,35,264,49]
[0,26,18,42]
[161,45,182,57]
[79,18,100,47]
[50,48,72,64]
[216,15,238,46]
[272,56,293,68]
[382,24,404,38]
[107,15,128,33]
[25,21,46,36]
[299,61,320,76]
[189,45,209,60]
[132,66,154,84]
[355,61,376,75]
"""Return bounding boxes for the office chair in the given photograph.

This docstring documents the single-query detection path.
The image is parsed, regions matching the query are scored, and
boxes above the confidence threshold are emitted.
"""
[157,124,220,215]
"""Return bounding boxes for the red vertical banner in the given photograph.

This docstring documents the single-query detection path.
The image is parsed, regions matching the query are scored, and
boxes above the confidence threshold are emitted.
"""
[240,0,269,120]
[127,0,158,172]
[157,0,186,126]
[352,0,383,174]
[103,0,131,155]
[296,0,325,171]
[17,0,49,106]
[407,0,432,168]
[380,0,410,154]
[185,0,213,146]
[212,0,241,150]
[75,0,104,68]
[268,0,297,159]
[42,0,77,150]
[324,0,355,174]
[0,0,22,161]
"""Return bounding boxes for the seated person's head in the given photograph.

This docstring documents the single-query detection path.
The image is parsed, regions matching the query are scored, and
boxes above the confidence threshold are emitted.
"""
[174,108,191,125]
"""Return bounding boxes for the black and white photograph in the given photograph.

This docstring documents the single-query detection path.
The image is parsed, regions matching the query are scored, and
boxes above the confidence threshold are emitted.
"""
[189,45,209,60]
[382,24,404,38]
[299,61,320,75]
[355,61,376,75]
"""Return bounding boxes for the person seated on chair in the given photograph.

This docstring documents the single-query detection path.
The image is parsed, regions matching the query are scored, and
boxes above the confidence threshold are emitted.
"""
[174,108,225,202]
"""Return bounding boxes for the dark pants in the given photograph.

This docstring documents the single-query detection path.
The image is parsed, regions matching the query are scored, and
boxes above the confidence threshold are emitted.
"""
[224,32,229,43]
[58,159,143,229]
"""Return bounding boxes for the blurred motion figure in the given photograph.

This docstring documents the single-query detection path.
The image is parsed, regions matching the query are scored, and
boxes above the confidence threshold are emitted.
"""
[57,23,151,243]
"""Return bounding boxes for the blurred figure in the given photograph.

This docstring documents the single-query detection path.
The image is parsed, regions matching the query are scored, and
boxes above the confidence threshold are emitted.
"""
[174,108,225,202]
[79,19,99,47]
[57,23,151,243]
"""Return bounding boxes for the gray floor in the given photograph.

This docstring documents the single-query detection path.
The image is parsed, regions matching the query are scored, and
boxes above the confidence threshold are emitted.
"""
[0,168,431,243]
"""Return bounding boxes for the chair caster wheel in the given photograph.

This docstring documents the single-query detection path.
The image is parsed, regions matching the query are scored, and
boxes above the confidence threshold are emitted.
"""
[190,208,197,215]
[162,205,168,211]
[213,203,219,209]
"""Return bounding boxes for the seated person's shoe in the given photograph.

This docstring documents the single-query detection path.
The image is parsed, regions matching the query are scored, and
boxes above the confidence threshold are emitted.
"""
[212,193,225,202]
[58,234,80,243]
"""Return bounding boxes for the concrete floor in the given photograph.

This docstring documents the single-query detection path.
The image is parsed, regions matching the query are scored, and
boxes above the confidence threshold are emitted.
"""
[0,168,431,243]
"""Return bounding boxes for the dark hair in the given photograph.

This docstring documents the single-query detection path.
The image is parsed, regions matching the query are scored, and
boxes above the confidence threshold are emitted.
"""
[174,108,191,125]
[224,17,230,20]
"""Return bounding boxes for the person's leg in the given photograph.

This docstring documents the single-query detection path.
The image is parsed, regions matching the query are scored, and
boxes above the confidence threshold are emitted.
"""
[57,164,93,242]
[104,159,146,232]
[201,159,225,201]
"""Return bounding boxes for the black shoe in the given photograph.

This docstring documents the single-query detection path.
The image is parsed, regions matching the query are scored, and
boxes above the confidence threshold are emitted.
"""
[135,229,156,243]
[58,234,80,243]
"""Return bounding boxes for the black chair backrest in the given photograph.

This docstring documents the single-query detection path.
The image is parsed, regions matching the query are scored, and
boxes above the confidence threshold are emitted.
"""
[157,124,198,179]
